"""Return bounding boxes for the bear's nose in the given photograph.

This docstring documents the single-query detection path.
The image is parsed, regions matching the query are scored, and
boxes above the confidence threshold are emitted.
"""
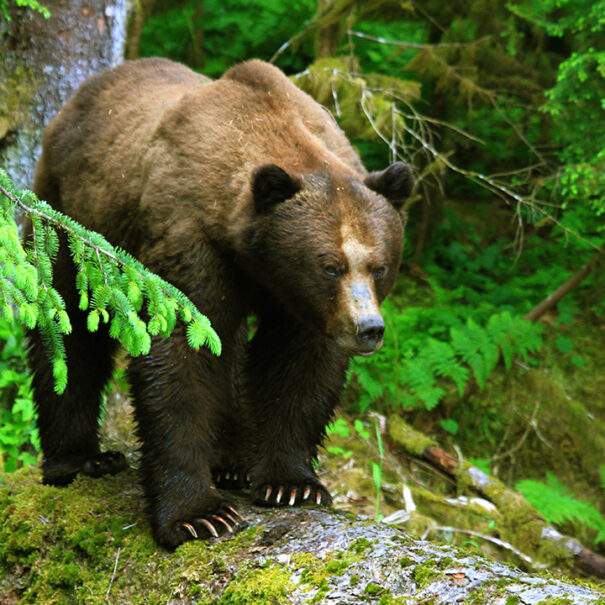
[357,317,385,349]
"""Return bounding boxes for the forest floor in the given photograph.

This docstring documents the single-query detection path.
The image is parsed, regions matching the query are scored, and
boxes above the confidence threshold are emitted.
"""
[99,305,605,585]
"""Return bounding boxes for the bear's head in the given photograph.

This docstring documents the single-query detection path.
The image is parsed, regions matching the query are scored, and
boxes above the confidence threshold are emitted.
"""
[246,162,413,357]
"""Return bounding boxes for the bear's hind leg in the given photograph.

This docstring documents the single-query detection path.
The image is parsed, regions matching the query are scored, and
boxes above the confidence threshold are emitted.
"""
[212,321,253,492]
[29,239,126,486]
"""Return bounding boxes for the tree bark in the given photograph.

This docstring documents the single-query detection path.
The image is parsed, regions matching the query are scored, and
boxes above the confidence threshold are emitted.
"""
[0,0,133,190]
[315,0,343,58]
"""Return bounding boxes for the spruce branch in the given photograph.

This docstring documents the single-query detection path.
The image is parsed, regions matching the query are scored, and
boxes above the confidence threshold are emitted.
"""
[0,170,221,394]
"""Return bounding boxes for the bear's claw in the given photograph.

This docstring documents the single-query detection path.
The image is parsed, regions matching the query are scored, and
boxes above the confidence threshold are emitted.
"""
[254,481,332,508]
[177,504,246,544]
[225,504,244,521]
[212,467,251,490]
[182,522,198,539]
[213,515,233,533]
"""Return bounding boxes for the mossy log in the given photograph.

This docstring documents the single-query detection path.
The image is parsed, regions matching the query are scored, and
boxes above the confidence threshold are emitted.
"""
[1,465,603,604]
[388,415,605,581]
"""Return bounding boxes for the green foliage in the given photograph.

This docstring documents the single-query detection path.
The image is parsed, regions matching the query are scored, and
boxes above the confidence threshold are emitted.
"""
[508,0,605,223]
[0,170,221,396]
[350,295,542,413]
[0,0,49,19]
[0,315,38,472]
[516,473,605,543]
[140,0,315,76]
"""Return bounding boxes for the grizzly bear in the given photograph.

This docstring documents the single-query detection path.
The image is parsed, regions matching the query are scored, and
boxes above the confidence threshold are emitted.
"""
[29,57,413,549]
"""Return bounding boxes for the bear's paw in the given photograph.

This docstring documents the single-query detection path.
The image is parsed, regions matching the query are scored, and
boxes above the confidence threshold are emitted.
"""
[252,479,332,508]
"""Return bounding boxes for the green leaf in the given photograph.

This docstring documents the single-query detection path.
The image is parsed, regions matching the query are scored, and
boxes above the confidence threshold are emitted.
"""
[87,310,100,332]
[556,335,574,354]
[371,461,382,492]
[52,359,68,394]
[440,418,459,435]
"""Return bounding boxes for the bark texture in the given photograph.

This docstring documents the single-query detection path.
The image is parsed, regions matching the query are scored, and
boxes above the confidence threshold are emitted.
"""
[0,0,132,190]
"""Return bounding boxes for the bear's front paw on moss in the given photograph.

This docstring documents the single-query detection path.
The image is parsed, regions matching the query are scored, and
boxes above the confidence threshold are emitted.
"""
[42,450,127,486]
[154,501,247,550]
[251,479,332,507]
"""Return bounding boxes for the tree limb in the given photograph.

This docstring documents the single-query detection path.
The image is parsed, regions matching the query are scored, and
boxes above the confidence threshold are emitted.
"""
[388,415,605,579]
[523,249,605,322]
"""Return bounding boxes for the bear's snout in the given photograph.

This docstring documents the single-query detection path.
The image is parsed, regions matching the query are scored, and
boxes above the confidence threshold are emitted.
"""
[356,316,385,354]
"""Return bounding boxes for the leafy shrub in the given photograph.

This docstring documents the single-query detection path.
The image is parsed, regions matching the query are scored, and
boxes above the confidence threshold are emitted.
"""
[350,297,542,413]
[0,314,38,472]
[140,0,315,76]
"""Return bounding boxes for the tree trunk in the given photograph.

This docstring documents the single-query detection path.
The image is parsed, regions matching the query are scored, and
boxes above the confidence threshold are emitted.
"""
[315,0,342,58]
[0,0,133,190]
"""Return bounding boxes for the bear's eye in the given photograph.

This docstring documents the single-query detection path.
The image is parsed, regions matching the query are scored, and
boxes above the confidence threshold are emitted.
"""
[323,264,341,279]
[373,266,387,280]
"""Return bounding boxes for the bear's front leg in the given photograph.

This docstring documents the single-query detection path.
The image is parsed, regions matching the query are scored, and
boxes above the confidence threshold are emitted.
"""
[129,335,245,549]
[245,318,348,508]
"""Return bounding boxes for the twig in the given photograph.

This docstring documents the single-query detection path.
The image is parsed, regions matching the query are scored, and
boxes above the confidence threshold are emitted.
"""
[432,525,535,566]
[106,547,121,599]
[348,30,491,50]
[523,249,605,322]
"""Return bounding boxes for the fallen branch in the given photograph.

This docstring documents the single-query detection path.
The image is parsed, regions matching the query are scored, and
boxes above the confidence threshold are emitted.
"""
[388,415,605,579]
[523,249,605,322]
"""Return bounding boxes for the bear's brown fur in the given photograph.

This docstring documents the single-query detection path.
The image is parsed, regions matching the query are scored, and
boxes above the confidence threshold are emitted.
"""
[30,57,413,549]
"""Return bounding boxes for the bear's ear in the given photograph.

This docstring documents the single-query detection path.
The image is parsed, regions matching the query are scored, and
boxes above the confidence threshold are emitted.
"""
[364,162,414,210]
[252,164,301,214]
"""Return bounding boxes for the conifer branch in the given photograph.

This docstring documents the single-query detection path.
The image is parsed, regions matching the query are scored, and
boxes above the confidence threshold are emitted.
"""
[0,170,221,394]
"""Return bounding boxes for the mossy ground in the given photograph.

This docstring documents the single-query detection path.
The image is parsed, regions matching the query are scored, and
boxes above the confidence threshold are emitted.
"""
[0,465,264,604]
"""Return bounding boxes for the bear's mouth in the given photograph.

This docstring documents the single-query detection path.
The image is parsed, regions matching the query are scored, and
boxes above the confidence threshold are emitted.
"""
[358,350,376,357]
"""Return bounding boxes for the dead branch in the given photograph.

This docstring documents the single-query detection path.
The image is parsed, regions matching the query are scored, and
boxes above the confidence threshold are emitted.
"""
[523,249,605,322]
[388,415,605,579]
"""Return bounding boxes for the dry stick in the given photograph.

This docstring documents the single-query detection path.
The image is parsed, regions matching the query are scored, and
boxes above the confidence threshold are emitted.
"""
[388,417,605,579]
[433,526,535,566]
[523,249,605,322]
[106,547,121,599]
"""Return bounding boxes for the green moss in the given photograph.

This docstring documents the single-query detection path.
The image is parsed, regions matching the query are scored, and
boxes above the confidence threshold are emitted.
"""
[436,556,454,569]
[387,415,436,456]
[349,537,373,554]
[365,581,384,594]
[505,596,520,604]
[219,564,293,604]
[325,558,348,575]
[350,574,360,586]
[0,467,249,604]
[0,63,37,137]
[412,559,442,589]
[399,556,413,567]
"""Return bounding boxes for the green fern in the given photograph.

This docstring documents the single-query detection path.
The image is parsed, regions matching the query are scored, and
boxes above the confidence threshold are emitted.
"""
[0,170,221,394]
[516,473,605,544]
[350,295,543,413]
